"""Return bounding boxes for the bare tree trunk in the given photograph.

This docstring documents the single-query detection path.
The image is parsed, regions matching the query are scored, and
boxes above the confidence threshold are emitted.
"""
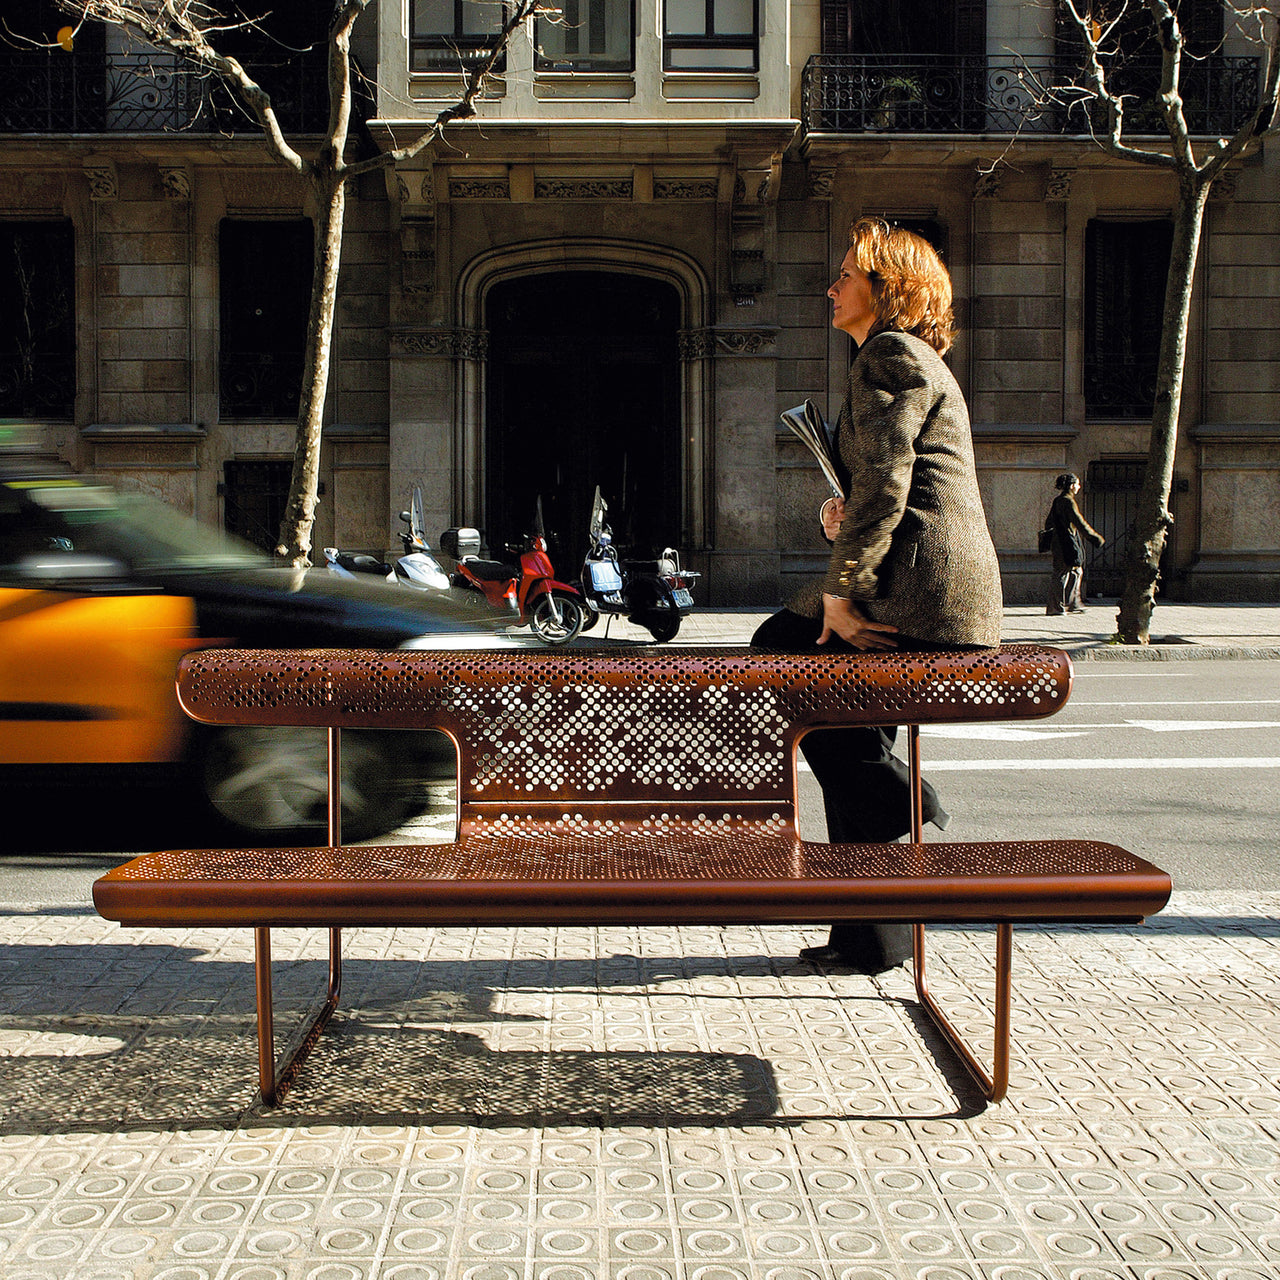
[276,167,344,565]
[1115,174,1209,643]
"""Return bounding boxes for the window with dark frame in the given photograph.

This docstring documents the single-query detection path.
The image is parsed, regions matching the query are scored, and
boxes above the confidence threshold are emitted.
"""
[1084,218,1174,419]
[0,221,75,421]
[536,0,634,72]
[218,219,312,420]
[410,0,508,71]
[664,0,758,71]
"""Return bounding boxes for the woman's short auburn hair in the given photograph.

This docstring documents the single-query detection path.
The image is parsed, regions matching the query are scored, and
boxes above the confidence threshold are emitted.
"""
[848,217,955,355]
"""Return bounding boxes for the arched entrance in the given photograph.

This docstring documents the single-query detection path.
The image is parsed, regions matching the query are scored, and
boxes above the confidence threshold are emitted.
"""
[485,272,682,560]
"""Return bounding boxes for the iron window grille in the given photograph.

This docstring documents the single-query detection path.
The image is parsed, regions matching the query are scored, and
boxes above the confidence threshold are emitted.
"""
[1083,219,1173,420]
[218,220,312,421]
[222,460,294,556]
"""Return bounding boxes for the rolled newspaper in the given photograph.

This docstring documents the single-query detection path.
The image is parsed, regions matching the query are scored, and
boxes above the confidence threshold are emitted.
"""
[780,400,843,499]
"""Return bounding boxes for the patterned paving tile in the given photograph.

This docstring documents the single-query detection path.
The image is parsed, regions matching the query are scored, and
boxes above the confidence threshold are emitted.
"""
[0,893,1277,1279]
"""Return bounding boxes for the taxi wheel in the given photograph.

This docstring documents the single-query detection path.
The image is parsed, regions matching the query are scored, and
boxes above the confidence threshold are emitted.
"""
[197,726,409,842]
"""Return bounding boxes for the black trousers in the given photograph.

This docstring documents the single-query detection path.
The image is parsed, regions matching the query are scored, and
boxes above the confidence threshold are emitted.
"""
[751,609,950,968]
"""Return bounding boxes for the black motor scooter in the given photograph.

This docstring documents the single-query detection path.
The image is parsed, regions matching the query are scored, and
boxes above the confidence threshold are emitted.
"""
[578,486,699,643]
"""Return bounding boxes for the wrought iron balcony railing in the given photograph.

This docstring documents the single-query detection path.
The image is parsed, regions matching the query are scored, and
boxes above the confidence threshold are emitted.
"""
[802,54,1261,138]
[0,50,328,134]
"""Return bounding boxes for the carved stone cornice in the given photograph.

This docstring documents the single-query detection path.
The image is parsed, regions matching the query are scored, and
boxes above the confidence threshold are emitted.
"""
[83,161,118,201]
[1209,167,1239,202]
[535,178,633,200]
[1044,166,1074,201]
[807,166,836,199]
[678,327,778,359]
[159,164,191,201]
[714,327,777,356]
[654,178,719,200]
[448,177,510,200]
[391,328,489,359]
[974,164,1003,200]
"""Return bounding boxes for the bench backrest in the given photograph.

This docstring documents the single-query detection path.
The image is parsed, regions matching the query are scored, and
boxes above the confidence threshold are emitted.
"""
[177,645,1071,840]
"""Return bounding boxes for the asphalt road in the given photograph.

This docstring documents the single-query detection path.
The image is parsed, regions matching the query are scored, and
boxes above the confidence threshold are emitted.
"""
[4,658,1278,906]
[797,657,1280,893]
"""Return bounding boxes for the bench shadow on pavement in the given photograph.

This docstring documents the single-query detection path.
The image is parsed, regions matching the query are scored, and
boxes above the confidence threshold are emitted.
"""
[0,944,996,1133]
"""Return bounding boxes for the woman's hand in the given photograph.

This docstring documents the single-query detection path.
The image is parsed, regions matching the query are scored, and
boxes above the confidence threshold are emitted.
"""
[817,593,899,650]
[819,496,846,542]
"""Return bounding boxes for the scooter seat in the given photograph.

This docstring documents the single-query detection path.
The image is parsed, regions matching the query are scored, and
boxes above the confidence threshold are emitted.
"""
[461,557,517,582]
[335,552,392,575]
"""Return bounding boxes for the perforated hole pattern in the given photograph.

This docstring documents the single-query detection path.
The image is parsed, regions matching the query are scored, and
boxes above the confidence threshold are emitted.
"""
[177,645,1069,828]
[102,827,1170,927]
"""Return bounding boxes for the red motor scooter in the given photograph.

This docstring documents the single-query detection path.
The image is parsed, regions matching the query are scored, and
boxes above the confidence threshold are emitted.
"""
[439,525,586,645]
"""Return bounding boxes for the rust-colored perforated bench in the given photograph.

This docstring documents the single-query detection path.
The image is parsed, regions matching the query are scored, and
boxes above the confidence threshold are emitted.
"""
[93,645,1171,1107]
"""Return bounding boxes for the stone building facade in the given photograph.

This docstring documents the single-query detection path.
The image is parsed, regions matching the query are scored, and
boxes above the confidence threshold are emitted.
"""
[2,1,1277,603]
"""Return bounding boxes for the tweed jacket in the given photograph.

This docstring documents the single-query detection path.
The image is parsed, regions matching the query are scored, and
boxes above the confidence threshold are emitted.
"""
[789,329,1003,647]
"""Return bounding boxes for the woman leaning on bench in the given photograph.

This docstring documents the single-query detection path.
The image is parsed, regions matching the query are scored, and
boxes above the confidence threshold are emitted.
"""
[753,217,1003,975]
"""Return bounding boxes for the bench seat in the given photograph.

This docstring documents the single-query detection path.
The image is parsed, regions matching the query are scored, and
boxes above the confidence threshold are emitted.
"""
[96,836,1169,929]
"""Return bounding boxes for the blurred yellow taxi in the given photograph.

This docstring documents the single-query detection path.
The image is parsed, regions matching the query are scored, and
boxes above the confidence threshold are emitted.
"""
[1,467,495,839]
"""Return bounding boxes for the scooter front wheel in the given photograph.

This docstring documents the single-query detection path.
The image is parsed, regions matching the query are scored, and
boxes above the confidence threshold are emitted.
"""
[529,590,586,645]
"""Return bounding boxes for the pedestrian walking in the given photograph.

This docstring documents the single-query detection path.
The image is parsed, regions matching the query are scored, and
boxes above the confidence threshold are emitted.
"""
[752,216,1002,974]
[1043,473,1104,614]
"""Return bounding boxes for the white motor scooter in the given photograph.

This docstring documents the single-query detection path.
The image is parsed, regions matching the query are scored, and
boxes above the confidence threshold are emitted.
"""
[323,487,451,593]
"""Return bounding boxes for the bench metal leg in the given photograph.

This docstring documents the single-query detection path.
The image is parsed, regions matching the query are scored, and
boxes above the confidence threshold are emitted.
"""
[904,724,1012,1102]
[912,921,1012,1103]
[254,926,343,1107]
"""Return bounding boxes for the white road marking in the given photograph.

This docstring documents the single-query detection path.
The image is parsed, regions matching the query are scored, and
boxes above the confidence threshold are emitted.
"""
[922,720,1280,736]
[921,757,1280,772]
[1125,720,1280,732]
[921,726,1089,741]
[1076,699,1280,707]
[798,757,1280,772]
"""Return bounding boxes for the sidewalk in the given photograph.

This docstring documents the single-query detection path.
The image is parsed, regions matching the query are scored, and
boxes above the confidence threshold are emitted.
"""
[657,602,1280,659]
[2,894,1279,1278]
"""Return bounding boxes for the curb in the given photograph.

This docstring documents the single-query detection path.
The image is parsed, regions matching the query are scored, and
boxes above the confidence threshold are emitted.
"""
[1056,642,1280,661]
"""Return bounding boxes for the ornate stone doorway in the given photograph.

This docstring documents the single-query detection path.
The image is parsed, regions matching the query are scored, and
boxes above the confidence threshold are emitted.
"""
[484,271,682,561]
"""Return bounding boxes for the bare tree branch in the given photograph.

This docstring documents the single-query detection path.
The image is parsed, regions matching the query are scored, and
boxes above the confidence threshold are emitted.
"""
[49,0,543,565]
[344,0,547,179]
[52,0,309,170]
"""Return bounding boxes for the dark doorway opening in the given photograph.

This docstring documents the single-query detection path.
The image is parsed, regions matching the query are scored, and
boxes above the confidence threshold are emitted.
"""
[485,272,682,562]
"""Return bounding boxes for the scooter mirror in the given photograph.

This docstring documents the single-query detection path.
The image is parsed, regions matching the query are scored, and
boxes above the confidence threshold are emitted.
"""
[399,511,411,523]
